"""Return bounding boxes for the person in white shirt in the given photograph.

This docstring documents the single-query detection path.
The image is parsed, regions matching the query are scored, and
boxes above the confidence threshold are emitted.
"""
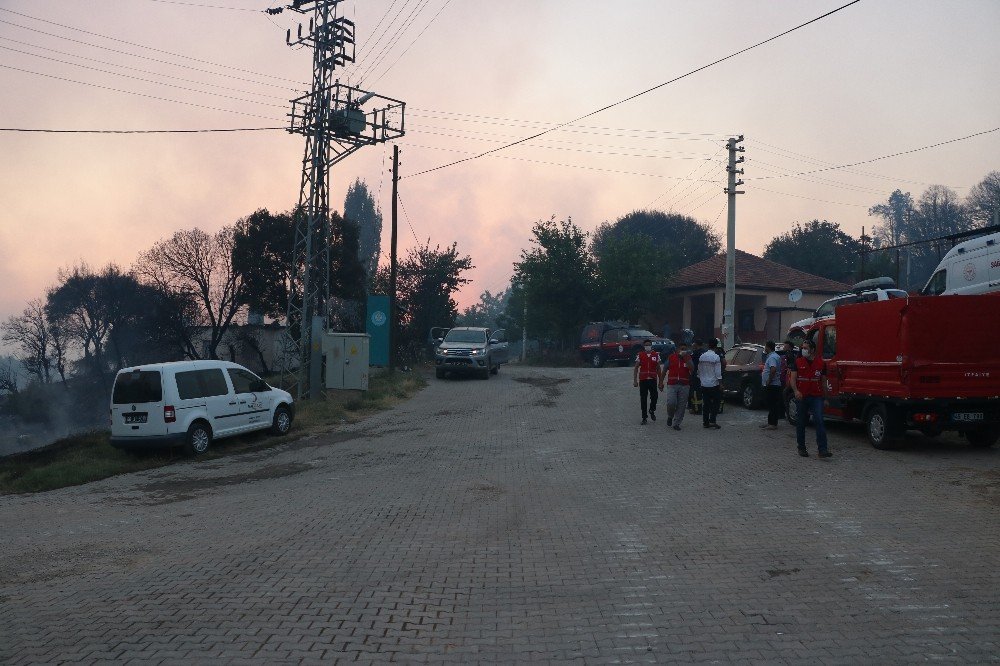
[697,338,723,429]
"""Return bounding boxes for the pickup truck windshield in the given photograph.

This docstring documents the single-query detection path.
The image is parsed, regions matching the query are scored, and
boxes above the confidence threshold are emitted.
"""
[444,330,486,343]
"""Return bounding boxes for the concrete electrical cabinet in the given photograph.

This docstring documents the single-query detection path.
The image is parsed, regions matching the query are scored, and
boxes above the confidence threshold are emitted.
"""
[322,332,370,390]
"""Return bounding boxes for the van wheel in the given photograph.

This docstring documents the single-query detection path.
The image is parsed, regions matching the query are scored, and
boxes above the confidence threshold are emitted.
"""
[270,405,292,435]
[186,421,212,455]
[866,403,900,450]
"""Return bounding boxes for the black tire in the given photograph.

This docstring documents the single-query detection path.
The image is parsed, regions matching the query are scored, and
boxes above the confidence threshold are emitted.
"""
[866,403,900,450]
[590,351,604,368]
[435,368,445,379]
[741,382,760,410]
[490,362,499,375]
[480,365,490,380]
[967,426,1000,448]
[186,420,212,456]
[785,395,799,426]
[270,405,292,435]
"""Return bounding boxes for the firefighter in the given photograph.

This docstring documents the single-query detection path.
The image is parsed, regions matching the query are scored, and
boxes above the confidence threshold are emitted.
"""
[661,341,694,430]
[789,338,832,458]
[633,340,662,425]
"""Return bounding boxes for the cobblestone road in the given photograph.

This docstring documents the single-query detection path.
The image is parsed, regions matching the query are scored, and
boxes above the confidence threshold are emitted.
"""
[1,365,999,664]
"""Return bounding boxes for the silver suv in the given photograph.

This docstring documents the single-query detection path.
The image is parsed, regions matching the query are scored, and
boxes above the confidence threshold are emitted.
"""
[434,327,509,379]
[788,277,907,340]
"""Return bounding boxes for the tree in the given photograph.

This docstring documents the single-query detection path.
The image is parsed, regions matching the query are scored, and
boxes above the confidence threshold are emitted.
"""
[458,288,509,329]
[763,220,862,284]
[868,189,914,248]
[232,209,294,320]
[136,227,246,360]
[908,185,972,281]
[344,179,382,290]
[592,209,721,271]
[1,299,58,384]
[966,171,1000,228]
[513,216,596,347]
[375,241,474,359]
[593,233,669,322]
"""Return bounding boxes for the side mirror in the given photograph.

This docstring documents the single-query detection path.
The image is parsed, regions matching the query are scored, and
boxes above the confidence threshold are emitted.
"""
[489,338,499,345]
[434,337,444,344]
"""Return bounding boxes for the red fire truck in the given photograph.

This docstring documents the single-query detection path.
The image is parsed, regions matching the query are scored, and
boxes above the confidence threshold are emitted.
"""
[785,293,1000,448]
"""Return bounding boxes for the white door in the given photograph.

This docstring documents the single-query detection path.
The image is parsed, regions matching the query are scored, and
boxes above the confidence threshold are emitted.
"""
[175,367,242,437]
[227,367,274,432]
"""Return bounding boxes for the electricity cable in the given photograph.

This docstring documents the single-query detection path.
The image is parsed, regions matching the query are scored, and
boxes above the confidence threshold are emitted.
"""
[402,0,864,179]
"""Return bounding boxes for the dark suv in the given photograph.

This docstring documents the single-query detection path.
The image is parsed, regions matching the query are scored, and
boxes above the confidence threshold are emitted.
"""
[721,343,792,409]
[579,322,674,368]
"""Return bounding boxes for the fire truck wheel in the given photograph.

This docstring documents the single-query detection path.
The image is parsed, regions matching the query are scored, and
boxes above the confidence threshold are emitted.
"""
[967,426,1000,448]
[865,403,900,449]
[590,351,604,368]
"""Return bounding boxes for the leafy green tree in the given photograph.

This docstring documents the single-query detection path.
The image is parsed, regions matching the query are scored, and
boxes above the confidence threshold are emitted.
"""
[458,288,509,329]
[592,209,720,271]
[375,242,474,360]
[868,189,914,248]
[763,220,862,283]
[232,209,294,320]
[593,233,669,322]
[344,179,383,290]
[965,171,1000,227]
[513,216,596,347]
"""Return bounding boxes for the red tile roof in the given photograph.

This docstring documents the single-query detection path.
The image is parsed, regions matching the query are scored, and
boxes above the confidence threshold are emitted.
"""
[666,250,851,294]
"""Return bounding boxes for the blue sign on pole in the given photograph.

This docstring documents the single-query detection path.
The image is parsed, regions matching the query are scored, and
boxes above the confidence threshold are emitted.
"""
[366,295,390,366]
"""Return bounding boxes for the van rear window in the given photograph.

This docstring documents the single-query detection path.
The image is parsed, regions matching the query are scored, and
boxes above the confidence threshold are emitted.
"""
[113,371,162,404]
[175,369,230,400]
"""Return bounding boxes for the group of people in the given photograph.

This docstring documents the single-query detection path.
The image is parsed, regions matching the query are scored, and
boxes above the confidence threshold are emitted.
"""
[632,336,832,458]
[631,337,724,430]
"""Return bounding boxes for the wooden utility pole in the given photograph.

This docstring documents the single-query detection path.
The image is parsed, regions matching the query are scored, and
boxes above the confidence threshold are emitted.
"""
[389,145,399,371]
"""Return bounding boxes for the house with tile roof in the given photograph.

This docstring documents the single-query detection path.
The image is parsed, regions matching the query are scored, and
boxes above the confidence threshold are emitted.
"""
[658,250,851,344]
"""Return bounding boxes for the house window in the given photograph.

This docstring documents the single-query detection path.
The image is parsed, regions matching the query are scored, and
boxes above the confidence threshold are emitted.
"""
[738,309,754,333]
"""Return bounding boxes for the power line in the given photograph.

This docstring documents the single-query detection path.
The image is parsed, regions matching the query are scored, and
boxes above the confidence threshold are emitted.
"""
[353,0,413,75]
[753,186,870,208]
[0,63,286,121]
[0,44,287,108]
[136,0,263,10]
[366,0,453,85]
[357,0,432,83]
[396,191,421,244]
[0,126,283,133]
[748,126,1000,181]
[403,0,863,179]
[0,37,292,100]
[0,22,305,91]
[0,8,306,85]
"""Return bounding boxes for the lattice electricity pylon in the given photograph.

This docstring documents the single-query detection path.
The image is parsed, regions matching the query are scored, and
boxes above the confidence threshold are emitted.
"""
[282,0,405,400]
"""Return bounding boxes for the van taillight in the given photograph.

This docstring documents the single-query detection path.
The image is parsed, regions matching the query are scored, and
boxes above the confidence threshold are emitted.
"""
[164,405,176,423]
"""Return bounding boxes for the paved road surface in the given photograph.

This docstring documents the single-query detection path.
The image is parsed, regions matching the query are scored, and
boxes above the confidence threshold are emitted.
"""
[1,365,998,663]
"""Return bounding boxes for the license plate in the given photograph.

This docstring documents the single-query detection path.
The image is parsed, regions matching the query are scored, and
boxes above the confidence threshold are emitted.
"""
[953,412,984,422]
[124,413,147,424]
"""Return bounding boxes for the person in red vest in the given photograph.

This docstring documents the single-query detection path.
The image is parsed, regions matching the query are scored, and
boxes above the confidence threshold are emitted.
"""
[632,340,662,425]
[789,338,832,458]
[660,341,694,431]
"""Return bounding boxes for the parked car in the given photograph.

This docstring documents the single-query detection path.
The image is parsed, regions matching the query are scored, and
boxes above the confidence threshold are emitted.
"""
[787,277,907,343]
[721,342,792,409]
[579,322,674,368]
[434,327,509,379]
[920,231,1000,296]
[110,360,294,455]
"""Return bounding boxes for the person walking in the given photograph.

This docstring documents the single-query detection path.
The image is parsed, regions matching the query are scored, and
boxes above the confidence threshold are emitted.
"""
[761,341,783,430]
[688,338,705,415]
[789,338,832,458]
[633,339,662,425]
[661,341,694,431]
[697,338,722,429]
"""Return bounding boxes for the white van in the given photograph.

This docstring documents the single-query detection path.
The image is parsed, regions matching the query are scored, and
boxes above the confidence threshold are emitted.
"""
[110,360,295,455]
[920,232,1000,296]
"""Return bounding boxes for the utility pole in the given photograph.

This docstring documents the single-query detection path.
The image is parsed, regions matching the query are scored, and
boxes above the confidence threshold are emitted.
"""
[521,301,527,362]
[282,0,405,400]
[389,145,399,371]
[723,135,745,351]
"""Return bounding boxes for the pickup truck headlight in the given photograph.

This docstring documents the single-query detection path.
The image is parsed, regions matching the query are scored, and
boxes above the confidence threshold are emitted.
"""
[471,348,486,356]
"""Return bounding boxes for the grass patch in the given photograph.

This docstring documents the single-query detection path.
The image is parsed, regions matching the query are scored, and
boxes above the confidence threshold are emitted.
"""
[0,370,427,495]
